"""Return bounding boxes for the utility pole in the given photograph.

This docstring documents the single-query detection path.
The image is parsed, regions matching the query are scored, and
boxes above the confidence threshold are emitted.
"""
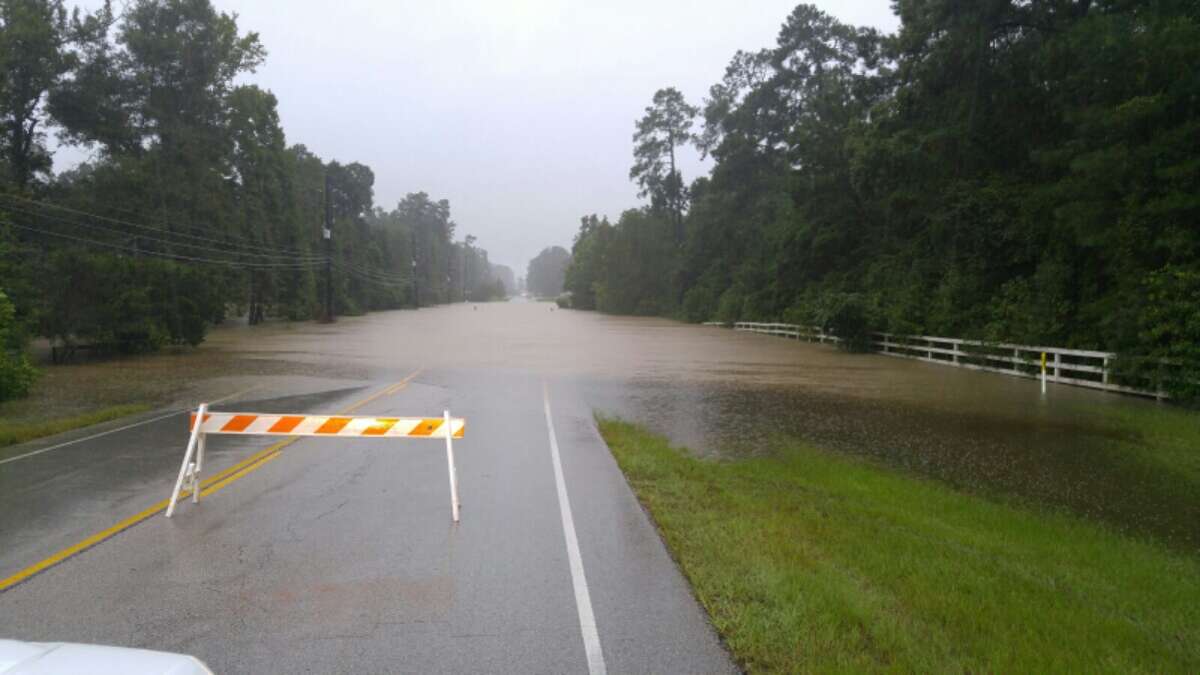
[323,173,334,322]
[463,234,476,303]
[411,229,420,308]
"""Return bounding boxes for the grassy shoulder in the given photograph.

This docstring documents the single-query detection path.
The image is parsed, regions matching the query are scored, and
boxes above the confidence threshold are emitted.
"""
[0,337,250,451]
[0,404,150,450]
[600,419,1200,673]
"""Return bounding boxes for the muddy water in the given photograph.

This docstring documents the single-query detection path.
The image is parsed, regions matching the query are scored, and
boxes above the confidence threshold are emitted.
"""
[23,300,1200,548]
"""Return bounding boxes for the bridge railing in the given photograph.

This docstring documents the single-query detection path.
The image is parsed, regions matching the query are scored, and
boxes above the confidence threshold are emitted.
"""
[721,321,1166,399]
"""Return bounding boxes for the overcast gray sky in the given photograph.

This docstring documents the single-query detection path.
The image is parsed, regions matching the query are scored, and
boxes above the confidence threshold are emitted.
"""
[62,0,899,274]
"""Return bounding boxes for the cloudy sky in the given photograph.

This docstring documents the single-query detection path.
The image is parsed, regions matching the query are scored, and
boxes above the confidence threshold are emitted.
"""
[62,0,899,274]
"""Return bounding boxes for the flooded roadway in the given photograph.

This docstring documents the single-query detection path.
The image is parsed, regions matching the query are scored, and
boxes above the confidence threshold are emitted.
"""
[3,299,1196,671]
[194,300,1196,549]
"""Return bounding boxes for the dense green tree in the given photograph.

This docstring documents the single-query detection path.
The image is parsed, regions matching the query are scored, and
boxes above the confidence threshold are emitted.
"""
[1134,265,1200,399]
[527,246,570,299]
[630,87,698,243]
[598,210,675,315]
[563,214,610,311]
[0,0,74,189]
[0,0,502,402]
[0,221,34,399]
[42,0,265,341]
[489,264,515,297]
[277,143,324,319]
[226,85,296,324]
[0,287,35,400]
[565,210,675,315]
[396,191,455,306]
[564,1,1200,398]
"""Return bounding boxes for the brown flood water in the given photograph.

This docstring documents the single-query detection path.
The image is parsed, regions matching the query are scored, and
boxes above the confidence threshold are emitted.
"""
[18,300,1200,548]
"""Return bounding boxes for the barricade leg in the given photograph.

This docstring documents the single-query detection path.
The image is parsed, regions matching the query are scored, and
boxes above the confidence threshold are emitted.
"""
[192,432,206,504]
[444,410,460,523]
[167,402,207,518]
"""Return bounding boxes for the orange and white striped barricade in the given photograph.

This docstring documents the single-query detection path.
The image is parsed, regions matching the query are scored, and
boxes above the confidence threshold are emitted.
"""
[166,403,466,522]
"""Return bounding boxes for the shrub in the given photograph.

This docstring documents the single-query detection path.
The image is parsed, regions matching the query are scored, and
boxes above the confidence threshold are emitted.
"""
[714,285,745,324]
[681,284,718,323]
[1121,266,1200,402]
[0,290,37,401]
[813,292,876,353]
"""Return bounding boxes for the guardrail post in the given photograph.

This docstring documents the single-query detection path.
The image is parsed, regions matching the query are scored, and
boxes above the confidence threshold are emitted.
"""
[1102,357,1109,385]
[1054,352,1061,382]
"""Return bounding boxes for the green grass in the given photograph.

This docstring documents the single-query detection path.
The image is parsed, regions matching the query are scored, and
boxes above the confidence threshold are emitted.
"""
[0,404,150,451]
[1100,403,1200,486]
[600,419,1200,673]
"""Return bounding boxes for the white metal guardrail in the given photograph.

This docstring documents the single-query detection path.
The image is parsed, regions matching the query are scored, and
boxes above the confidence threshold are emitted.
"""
[167,404,466,521]
[715,321,1166,399]
[730,322,841,344]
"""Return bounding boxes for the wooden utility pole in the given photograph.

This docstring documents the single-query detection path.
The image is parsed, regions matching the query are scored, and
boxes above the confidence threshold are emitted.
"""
[322,173,334,322]
[411,229,420,308]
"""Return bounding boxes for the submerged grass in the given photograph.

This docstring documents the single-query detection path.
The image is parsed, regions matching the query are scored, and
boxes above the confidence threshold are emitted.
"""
[0,404,150,450]
[600,418,1200,673]
[1099,403,1200,486]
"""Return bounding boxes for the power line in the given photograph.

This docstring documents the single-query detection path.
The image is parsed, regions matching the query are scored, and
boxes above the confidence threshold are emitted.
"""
[8,221,325,269]
[1,203,327,263]
[332,260,411,282]
[336,265,409,285]
[332,265,418,291]
[0,194,323,260]
[333,261,415,285]
[3,196,420,280]
[0,192,320,255]
[339,268,413,291]
[0,193,320,258]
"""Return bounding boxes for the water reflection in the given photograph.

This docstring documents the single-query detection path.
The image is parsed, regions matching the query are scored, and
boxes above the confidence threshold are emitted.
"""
[585,374,1197,549]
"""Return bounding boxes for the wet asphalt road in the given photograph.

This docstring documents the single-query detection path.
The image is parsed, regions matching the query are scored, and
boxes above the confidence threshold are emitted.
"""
[0,356,734,672]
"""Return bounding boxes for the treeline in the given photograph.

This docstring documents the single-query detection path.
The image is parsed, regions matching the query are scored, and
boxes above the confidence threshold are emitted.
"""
[526,246,570,299]
[564,0,1199,397]
[0,0,507,401]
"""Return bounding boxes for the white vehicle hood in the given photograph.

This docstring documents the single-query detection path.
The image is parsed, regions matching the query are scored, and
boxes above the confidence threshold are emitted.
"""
[0,639,213,675]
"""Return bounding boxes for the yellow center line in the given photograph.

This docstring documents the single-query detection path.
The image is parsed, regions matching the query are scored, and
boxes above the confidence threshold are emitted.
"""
[0,369,423,594]
[207,383,265,406]
[341,369,423,414]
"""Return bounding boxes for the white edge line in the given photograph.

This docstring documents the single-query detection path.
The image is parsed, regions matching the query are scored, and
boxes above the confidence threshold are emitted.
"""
[0,385,263,467]
[0,409,184,466]
[542,381,607,675]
